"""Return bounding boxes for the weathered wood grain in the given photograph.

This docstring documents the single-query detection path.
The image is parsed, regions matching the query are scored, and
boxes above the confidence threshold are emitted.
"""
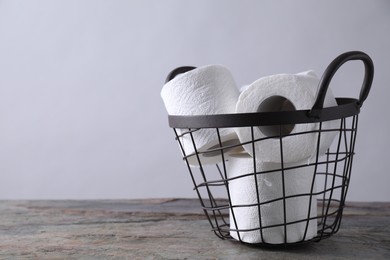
[0,199,389,259]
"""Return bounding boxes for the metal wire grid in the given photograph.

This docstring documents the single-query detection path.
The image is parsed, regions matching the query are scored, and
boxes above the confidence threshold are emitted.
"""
[166,51,373,246]
[172,115,358,246]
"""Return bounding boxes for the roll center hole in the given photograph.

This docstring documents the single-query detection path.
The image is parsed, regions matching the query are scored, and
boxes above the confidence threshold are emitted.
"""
[257,96,296,137]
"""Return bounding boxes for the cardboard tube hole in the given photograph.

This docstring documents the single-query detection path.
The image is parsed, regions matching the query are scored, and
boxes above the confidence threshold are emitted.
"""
[257,96,296,137]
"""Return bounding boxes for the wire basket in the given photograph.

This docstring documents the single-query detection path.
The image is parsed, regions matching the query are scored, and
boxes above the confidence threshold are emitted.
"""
[166,51,374,246]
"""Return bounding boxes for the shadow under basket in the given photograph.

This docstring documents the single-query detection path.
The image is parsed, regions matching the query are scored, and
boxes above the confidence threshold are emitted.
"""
[166,51,374,246]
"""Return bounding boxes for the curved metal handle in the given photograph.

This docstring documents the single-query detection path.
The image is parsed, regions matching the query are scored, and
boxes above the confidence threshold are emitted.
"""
[165,66,196,83]
[309,51,374,118]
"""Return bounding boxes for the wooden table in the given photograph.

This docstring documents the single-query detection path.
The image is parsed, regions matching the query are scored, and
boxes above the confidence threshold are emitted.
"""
[0,199,389,259]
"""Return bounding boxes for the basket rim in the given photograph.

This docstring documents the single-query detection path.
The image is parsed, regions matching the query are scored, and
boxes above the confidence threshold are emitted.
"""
[168,97,359,128]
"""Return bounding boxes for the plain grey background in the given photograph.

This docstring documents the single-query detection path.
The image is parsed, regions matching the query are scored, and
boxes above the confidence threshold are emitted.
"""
[0,0,389,201]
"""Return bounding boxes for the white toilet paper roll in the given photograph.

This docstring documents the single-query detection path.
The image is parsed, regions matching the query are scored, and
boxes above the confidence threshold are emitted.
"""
[161,65,240,166]
[228,155,318,244]
[235,71,339,163]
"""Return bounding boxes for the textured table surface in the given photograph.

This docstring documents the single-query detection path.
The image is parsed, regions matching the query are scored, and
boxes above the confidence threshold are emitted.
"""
[0,199,389,259]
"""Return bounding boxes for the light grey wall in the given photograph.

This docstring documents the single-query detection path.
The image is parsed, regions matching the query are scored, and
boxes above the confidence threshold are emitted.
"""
[0,0,389,201]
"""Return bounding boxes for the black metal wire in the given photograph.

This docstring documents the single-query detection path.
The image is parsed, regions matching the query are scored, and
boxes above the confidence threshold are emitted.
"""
[166,51,373,246]
[170,111,362,246]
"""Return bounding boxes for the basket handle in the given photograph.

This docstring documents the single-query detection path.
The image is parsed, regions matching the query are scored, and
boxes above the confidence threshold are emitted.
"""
[309,51,374,118]
[165,66,196,83]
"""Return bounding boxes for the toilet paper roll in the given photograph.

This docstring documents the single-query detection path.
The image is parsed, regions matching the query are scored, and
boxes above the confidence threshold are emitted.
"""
[161,65,240,166]
[235,71,339,163]
[228,155,318,244]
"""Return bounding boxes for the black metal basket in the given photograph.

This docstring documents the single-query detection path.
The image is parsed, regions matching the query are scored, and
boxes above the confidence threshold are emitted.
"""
[166,51,374,246]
